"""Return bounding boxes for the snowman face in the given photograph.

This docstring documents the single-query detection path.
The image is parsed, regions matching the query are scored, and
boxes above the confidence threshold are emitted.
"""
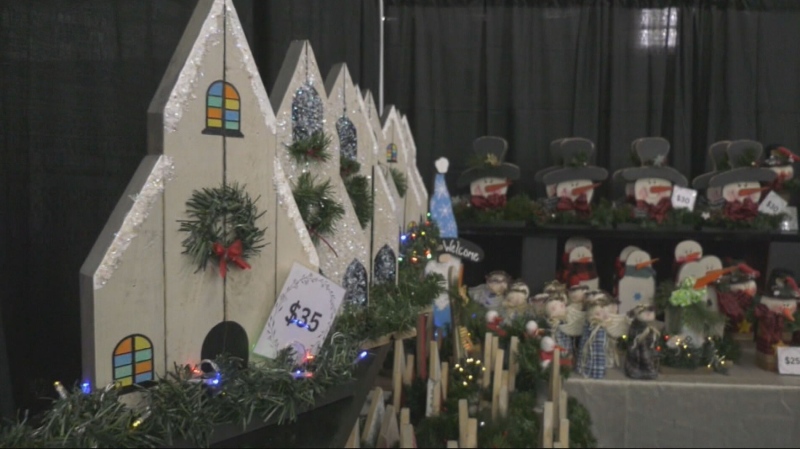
[635,178,672,205]
[707,186,723,203]
[556,179,594,202]
[626,250,652,268]
[761,296,798,315]
[770,165,794,181]
[546,300,566,318]
[541,336,556,352]
[470,177,508,197]
[730,280,757,297]
[619,246,641,263]
[569,246,594,264]
[722,181,761,203]
[676,261,706,284]
[700,256,723,276]
[675,240,703,263]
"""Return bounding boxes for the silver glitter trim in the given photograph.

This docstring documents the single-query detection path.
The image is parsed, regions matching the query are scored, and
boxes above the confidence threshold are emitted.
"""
[274,157,319,268]
[94,156,176,290]
[163,0,223,133]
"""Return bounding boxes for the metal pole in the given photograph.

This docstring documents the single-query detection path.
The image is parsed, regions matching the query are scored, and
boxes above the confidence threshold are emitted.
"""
[379,0,385,112]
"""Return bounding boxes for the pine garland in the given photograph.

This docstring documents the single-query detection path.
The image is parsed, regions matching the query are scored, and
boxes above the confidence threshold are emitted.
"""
[388,166,408,198]
[286,131,332,164]
[291,172,345,245]
[178,183,266,272]
[340,157,373,229]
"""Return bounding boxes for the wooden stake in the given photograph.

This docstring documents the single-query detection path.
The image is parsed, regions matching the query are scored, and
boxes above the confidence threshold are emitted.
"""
[508,336,519,392]
[491,335,500,374]
[559,418,570,449]
[446,441,459,448]
[458,399,469,448]
[466,418,478,449]
[345,420,360,448]
[551,349,561,434]
[377,404,400,449]
[393,340,404,411]
[362,387,386,446]
[400,407,411,426]
[417,314,428,379]
[543,401,554,448]
[400,423,416,448]
[559,390,568,423]
[441,362,449,400]
[498,384,509,418]
[491,349,504,421]
[403,354,415,386]
[482,332,493,388]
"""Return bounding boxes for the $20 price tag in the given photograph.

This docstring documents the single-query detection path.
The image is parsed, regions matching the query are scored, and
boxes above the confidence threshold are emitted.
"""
[777,347,800,375]
[254,263,346,360]
[671,186,697,211]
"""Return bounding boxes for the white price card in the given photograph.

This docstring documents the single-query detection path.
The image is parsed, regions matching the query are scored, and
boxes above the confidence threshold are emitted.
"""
[671,186,697,211]
[254,263,345,361]
[777,347,800,375]
[758,190,788,216]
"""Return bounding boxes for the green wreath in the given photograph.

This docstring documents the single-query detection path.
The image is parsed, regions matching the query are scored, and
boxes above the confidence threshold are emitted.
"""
[340,157,373,229]
[178,183,266,277]
[292,172,345,245]
[286,130,332,164]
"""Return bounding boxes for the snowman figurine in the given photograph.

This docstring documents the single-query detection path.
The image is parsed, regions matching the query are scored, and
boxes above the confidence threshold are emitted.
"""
[614,246,641,297]
[538,138,608,218]
[561,236,593,283]
[457,136,520,210]
[755,269,800,357]
[566,246,599,290]
[708,140,777,222]
[673,240,703,280]
[618,137,689,224]
[670,255,725,346]
[692,141,732,209]
[717,262,760,335]
[617,250,658,316]
[763,144,800,202]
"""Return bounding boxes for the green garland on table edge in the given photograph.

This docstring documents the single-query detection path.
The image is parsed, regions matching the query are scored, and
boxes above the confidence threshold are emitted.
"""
[388,166,408,198]
[613,202,702,230]
[291,172,345,245]
[0,246,445,448]
[453,194,541,225]
[534,198,615,228]
[340,157,374,229]
[286,130,332,164]
[178,183,267,273]
[702,208,786,231]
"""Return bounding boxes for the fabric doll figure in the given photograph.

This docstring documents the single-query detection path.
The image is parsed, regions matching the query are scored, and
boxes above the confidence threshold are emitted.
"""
[545,297,586,359]
[578,294,630,379]
[624,305,660,380]
[469,270,511,309]
[500,280,531,321]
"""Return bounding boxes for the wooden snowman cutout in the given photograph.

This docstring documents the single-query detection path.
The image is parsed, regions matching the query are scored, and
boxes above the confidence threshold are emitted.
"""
[618,138,688,222]
[673,239,702,280]
[614,245,640,296]
[561,236,592,283]
[708,140,777,221]
[567,246,599,290]
[537,138,608,214]
[672,255,724,347]
[457,137,520,210]
[692,141,731,208]
[617,250,657,316]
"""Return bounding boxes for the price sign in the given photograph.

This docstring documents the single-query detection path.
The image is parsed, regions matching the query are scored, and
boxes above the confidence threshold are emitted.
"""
[671,186,697,211]
[758,191,788,216]
[777,347,800,375]
[254,263,345,361]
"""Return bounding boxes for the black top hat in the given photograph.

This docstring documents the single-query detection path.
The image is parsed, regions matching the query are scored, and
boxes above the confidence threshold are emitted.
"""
[764,268,800,299]
[457,136,521,187]
[708,140,777,188]
[692,141,732,190]
[618,137,688,186]
[540,138,609,185]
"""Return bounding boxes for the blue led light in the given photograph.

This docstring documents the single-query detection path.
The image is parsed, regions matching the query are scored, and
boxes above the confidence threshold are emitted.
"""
[81,382,91,394]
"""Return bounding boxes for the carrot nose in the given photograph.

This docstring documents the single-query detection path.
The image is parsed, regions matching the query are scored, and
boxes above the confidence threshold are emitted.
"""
[571,183,602,196]
[738,186,770,197]
[485,181,511,193]
[679,252,701,263]
[577,257,592,263]
[649,186,672,194]
[635,258,659,270]
[694,267,735,289]
[783,307,796,322]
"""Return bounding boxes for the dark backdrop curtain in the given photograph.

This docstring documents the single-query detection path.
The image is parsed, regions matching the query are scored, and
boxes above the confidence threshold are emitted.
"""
[384,0,800,196]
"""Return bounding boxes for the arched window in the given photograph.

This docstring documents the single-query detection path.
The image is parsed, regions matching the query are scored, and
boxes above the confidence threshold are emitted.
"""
[201,321,249,365]
[343,259,368,306]
[386,143,398,163]
[292,83,323,142]
[337,117,358,161]
[374,244,397,284]
[112,334,153,387]
[202,80,244,138]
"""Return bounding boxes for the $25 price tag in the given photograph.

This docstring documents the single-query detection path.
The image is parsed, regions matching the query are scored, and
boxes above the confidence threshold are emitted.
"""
[777,347,800,375]
[758,190,788,216]
[254,263,346,360]
[671,186,697,211]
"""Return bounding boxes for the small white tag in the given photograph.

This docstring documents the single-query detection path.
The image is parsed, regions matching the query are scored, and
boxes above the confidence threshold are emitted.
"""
[782,206,798,231]
[777,347,800,375]
[671,186,697,211]
[758,191,788,216]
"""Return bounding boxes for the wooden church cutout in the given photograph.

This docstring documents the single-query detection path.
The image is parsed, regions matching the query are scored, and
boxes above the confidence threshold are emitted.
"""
[364,90,405,225]
[80,0,318,389]
[400,113,430,221]
[271,40,370,290]
[325,65,399,287]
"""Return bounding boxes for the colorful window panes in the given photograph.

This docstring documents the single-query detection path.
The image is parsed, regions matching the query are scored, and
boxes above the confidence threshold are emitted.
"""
[386,143,398,163]
[202,81,244,138]
[113,334,154,387]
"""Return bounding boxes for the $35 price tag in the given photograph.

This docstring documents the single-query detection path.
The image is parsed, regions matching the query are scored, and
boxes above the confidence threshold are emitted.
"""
[777,347,800,375]
[285,301,323,332]
[671,186,697,211]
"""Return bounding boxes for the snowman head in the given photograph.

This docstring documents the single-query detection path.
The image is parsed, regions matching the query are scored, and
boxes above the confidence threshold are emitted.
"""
[540,336,556,352]
[761,296,798,316]
[525,320,539,336]
[435,157,450,174]
[722,181,762,203]
[569,246,594,264]
[556,179,595,202]
[730,280,757,297]
[626,250,654,269]
[470,177,509,198]
[674,240,703,264]
[770,165,794,181]
[486,310,500,324]
[634,178,672,205]
[619,246,641,264]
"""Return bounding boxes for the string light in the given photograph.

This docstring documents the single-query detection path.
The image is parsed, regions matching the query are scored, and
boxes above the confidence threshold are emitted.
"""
[54,381,68,399]
[81,382,91,395]
[131,408,152,429]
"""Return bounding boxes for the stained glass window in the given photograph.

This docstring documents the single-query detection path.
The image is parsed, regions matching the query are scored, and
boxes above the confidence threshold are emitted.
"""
[374,244,397,284]
[112,334,153,387]
[386,143,398,163]
[337,117,358,161]
[343,259,368,306]
[202,81,244,137]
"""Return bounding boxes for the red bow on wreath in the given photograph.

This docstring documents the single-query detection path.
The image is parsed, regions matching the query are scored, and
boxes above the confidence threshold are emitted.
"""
[212,239,251,278]
[723,198,758,222]
[635,197,672,224]
[556,194,591,217]
[471,194,507,210]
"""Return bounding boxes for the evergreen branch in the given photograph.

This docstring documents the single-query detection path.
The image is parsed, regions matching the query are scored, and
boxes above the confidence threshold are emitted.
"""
[388,166,408,198]
[291,172,345,244]
[286,131,332,165]
[341,158,373,230]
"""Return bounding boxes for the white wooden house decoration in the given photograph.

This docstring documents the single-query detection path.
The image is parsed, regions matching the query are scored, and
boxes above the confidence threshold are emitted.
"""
[80,0,318,390]
[271,41,371,291]
[364,90,405,226]
[400,114,430,220]
[383,105,425,229]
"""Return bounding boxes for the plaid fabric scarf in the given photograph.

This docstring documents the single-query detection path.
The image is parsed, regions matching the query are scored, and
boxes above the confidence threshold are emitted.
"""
[568,262,596,287]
